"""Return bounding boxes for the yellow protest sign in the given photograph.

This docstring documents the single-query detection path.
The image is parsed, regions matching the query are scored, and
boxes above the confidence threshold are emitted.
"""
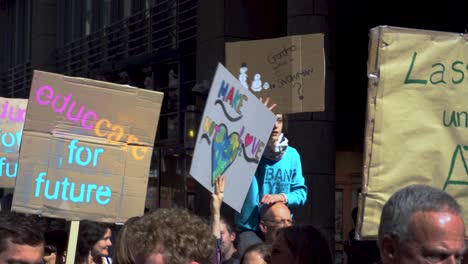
[359,26,468,239]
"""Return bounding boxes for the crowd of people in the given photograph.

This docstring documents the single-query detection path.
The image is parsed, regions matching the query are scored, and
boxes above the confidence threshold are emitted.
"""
[1,99,468,264]
[2,183,467,264]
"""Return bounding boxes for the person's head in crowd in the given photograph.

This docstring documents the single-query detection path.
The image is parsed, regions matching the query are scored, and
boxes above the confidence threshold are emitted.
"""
[378,184,465,264]
[269,114,287,146]
[220,216,238,260]
[122,208,214,264]
[0,213,44,264]
[113,216,141,264]
[269,225,333,264]
[241,243,271,264]
[44,229,68,264]
[259,202,293,243]
[0,193,13,212]
[76,220,113,264]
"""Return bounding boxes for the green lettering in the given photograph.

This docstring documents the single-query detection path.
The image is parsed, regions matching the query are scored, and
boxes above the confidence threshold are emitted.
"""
[457,112,468,127]
[404,52,427,84]
[452,61,464,84]
[443,145,468,191]
[430,63,447,85]
[443,111,459,127]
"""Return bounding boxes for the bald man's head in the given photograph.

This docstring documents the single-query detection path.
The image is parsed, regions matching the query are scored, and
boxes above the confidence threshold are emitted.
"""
[259,202,293,243]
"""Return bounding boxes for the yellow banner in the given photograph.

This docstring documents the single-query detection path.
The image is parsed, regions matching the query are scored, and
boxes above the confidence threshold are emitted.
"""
[359,26,468,239]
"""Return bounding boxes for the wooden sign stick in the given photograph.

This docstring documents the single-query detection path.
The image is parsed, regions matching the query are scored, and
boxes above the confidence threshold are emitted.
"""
[65,220,80,264]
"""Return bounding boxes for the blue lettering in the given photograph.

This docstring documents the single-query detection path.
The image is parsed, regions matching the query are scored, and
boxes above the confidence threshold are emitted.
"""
[44,180,60,200]
[69,182,85,202]
[86,184,97,203]
[96,186,111,205]
[283,170,291,182]
[5,162,17,178]
[266,168,274,181]
[33,172,112,205]
[68,139,79,164]
[218,80,229,100]
[0,158,5,176]
[61,177,70,201]
[76,147,92,166]
[1,132,15,148]
[93,148,104,167]
[68,139,104,167]
[34,172,47,197]
[275,169,282,181]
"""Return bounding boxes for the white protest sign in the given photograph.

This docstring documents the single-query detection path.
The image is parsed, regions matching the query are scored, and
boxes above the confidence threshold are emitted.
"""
[190,63,276,212]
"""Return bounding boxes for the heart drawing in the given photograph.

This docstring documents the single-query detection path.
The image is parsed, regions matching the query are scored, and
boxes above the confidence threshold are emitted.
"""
[211,124,241,186]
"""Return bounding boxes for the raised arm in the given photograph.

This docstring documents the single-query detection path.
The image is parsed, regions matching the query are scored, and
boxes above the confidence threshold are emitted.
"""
[211,175,225,239]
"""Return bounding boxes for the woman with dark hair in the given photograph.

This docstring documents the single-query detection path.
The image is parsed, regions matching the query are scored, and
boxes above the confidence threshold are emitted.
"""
[269,225,333,264]
[76,220,113,264]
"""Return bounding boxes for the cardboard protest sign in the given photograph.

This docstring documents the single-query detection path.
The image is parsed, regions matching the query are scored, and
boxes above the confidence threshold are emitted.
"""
[225,34,325,114]
[12,71,163,223]
[190,63,275,212]
[0,98,27,188]
[359,26,468,239]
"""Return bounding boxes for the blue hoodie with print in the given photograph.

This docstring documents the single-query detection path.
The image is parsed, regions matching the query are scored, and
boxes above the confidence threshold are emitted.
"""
[234,146,307,231]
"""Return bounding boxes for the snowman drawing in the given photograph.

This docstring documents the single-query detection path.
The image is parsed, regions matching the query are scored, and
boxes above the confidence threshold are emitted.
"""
[238,63,270,92]
[251,74,263,92]
[239,64,249,89]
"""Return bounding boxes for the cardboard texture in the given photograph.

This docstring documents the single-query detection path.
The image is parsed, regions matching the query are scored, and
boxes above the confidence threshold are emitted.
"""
[12,71,163,223]
[225,34,325,114]
[190,63,275,212]
[359,26,468,239]
[0,98,27,188]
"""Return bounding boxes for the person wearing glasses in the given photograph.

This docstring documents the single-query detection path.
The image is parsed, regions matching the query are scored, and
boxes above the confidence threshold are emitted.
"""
[259,202,293,243]
[235,98,308,257]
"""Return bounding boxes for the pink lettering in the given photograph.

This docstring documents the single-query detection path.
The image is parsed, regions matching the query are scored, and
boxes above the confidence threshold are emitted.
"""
[0,100,8,118]
[36,85,53,105]
[66,101,85,122]
[81,111,98,130]
[0,101,26,122]
[251,137,260,155]
[35,85,99,130]
[9,107,26,122]
[51,93,72,113]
